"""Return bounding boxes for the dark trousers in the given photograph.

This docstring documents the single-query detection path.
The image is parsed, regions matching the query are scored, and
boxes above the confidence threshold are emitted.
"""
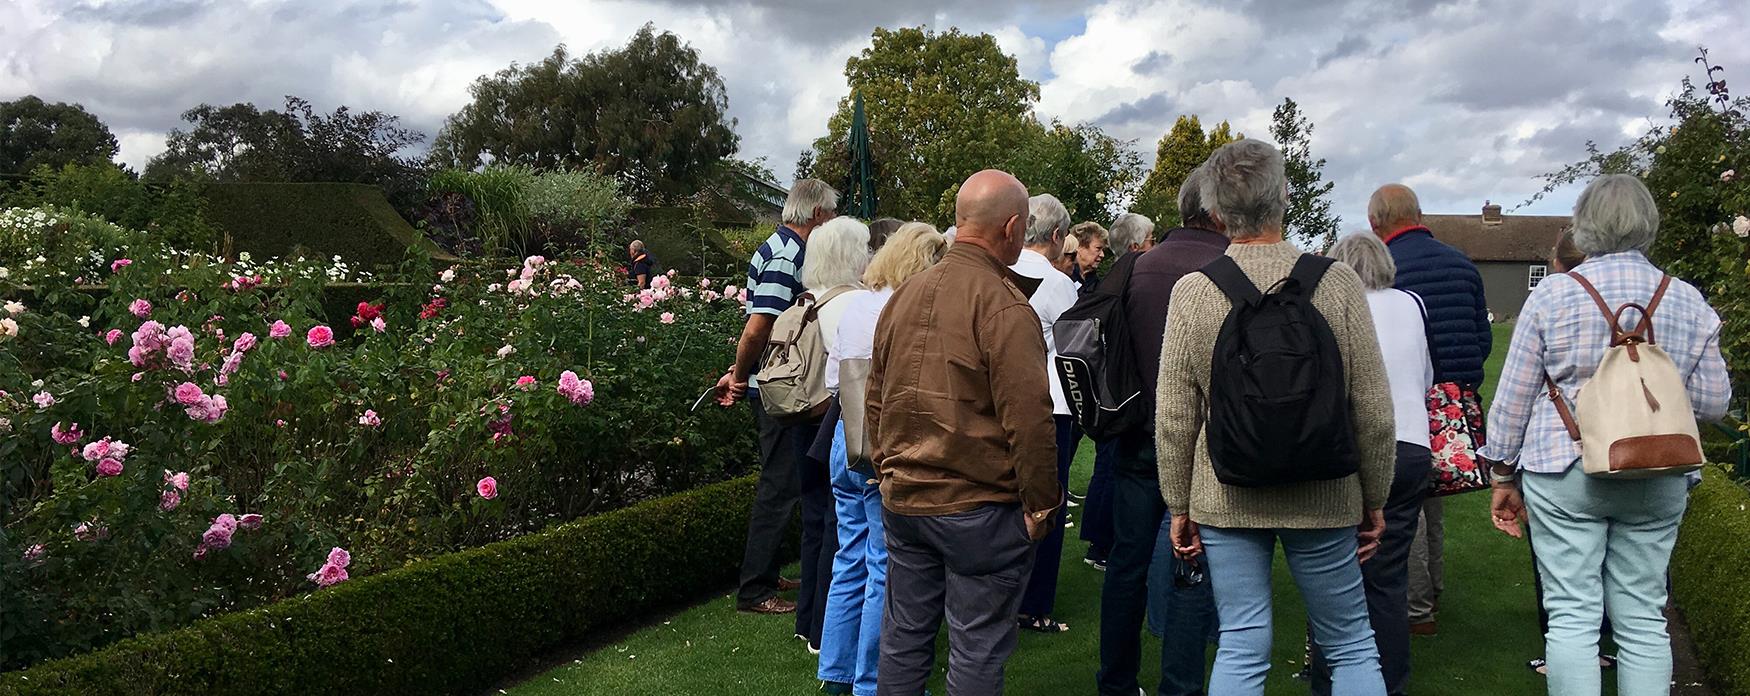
[878,504,1037,696]
[1019,415,1078,617]
[1080,437,1119,559]
[1311,441,1431,696]
[797,426,837,645]
[1099,433,1213,696]
[736,399,805,609]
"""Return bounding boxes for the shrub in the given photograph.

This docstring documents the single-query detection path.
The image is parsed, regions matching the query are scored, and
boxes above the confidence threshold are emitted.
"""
[426,166,535,256]
[201,182,448,268]
[626,206,745,277]
[0,164,214,252]
[524,167,631,254]
[0,475,763,695]
[1671,468,1750,695]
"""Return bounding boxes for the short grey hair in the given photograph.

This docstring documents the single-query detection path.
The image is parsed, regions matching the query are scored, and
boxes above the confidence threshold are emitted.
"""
[1026,194,1070,246]
[1109,213,1154,250]
[1178,165,1212,228]
[629,239,645,253]
[1327,232,1397,290]
[1199,139,1288,239]
[783,179,840,226]
[800,216,870,290]
[1571,174,1659,255]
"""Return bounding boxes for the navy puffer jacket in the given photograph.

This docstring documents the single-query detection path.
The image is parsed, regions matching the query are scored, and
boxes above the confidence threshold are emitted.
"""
[1386,228,1492,386]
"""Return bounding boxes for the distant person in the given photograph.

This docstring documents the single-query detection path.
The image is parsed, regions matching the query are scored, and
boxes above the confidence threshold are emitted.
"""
[1100,167,1224,696]
[1309,232,1435,696]
[1080,212,1156,573]
[1057,232,1081,277]
[867,217,905,253]
[1368,183,1491,637]
[1009,193,1081,634]
[1482,175,1729,696]
[869,170,1061,696]
[628,240,656,289]
[716,179,840,618]
[1069,221,1109,289]
[1157,139,1394,696]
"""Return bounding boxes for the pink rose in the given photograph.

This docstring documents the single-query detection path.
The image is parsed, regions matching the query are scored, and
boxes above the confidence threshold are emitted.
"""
[305,325,334,349]
[160,489,181,511]
[232,332,257,354]
[167,336,195,369]
[310,563,349,587]
[275,419,287,427]
[168,471,190,490]
[81,439,111,462]
[104,329,122,345]
[22,544,44,565]
[557,370,594,406]
[700,278,712,289]
[51,421,84,445]
[111,258,132,273]
[515,375,537,391]
[476,476,498,500]
[95,458,123,477]
[31,391,55,409]
[269,320,292,339]
[128,299,152,318]
[239,513,263,530]
[327,546,351,568]
[660,312,676,324]
[358,409,381,428]
[370,316,386,333]
[213,514,238,533]
[637,292,656,309]
[174,382,205,406]
[722,284,738,298]
[651,275,671,291]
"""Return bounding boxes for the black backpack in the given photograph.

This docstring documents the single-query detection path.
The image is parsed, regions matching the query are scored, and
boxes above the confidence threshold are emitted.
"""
[1200,254,1358,488]
[1053,251,1148,440]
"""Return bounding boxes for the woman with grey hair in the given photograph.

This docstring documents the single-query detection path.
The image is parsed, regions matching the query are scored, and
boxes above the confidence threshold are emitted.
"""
[1156,138,1395,695]
[1481,174,1730,696]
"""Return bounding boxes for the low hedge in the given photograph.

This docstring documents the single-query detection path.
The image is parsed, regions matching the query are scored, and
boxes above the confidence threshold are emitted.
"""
[1671,467,1750,696]
[0,475,761,695]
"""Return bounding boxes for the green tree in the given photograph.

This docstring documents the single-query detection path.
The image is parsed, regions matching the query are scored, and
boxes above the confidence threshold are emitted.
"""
[0,96,119,176]
[1270,98,1341,249]
[1133,115,1240,226]
[804,27,1041,224]
[432,24,739,201]
[1015,120,1143,225]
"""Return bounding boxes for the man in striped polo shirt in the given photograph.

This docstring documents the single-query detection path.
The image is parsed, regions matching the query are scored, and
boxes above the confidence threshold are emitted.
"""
[715,179,840,618]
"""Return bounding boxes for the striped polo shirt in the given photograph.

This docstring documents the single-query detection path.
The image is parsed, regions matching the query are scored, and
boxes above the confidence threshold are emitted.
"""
[745,225,807,392]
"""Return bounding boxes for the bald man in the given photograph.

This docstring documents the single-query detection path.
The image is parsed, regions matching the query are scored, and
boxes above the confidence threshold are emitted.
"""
[867,170,1062,696]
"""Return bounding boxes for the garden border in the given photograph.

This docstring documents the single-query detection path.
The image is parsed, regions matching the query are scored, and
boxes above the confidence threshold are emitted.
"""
[1671,467,1750,696]
[0,475,762,695]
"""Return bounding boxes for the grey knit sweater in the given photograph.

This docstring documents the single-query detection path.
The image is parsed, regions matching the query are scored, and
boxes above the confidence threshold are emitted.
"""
[1155,241,1396,528]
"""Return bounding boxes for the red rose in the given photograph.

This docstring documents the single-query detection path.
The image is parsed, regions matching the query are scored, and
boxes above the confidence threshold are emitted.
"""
[1430,432,1447,452]
[1442,404,1463,420]
[1443,383,1461,398]
[356,302,383,321]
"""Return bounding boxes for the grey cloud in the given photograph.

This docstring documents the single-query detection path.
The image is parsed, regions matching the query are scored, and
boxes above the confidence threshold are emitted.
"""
[1133,50,1172,74]
[1316,35,1368,68]
[62,0,211,27]
[1094,92,1175,129]
[636,0,1088,44]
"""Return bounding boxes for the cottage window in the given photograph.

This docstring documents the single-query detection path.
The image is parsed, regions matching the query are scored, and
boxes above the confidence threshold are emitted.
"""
[1528,264,1548,290]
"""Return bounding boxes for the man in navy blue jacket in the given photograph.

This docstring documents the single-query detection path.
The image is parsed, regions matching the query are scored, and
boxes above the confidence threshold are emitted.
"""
[1367,183,1491,645]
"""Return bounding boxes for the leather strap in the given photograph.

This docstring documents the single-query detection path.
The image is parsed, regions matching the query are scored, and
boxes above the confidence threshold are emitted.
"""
[1568,272,1620,341]
[1543,375,1582,442]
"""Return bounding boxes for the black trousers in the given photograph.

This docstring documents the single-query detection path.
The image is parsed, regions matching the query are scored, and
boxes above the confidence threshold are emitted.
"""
[796,420,836,645]
[1311,442,1431,696]
[1019,415,1078,617]
[735,399,805,608]
[1080,437,1119,559]
[878,504,1036,696]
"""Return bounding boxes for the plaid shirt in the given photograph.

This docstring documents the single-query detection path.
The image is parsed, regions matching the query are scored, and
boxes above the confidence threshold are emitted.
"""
[1479,251,1731,473]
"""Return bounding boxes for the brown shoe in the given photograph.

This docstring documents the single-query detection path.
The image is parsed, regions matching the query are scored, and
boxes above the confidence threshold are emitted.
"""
[1410,621,1437,636]
[739,596,796,614]
[777,577,802,591]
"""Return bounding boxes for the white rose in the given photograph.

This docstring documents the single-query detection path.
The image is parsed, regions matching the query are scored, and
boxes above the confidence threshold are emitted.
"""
[440,269,456,283]
[0,266,9,279]
[0,317,17,338]
[496,344,516,358]
[3,300,23,316]
[1734,215,1750,239]
[78,315,90,328]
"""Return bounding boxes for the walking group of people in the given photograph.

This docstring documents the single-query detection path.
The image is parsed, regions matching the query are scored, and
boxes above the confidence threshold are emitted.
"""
[705,138,1730,696]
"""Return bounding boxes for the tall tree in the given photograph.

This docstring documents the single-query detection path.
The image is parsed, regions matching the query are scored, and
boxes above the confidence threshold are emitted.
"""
[804,27,1041,224]
[1015,120,1144,225]
[0,96,119,176]
[1133,115,1240,225]
[1270,98,1340,249]
[432,24,739,201]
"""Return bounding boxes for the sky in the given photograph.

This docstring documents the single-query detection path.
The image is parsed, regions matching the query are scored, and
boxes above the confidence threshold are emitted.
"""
[3,0,1746,228]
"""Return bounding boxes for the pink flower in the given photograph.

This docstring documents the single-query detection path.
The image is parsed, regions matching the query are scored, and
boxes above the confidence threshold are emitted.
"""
[557,370,594,406]
[31,391,54,409]
[305,325,334,349]
[110,259,132,273]
[659,312,676,324]
[160,489,181,511]
[279,370,289,381]
[370,316,386,333]
[651,275,671,291]
[722,284,738,298]
[515,375,538,390]
[700,278,712,289]
[275,419,287,427]
[128,299,152,318]
[232,332,257,354]
[702,290,720,302]
[174,382,206,406]
[507,278,531,294]
[51,421,84,445]
[239,513,263,530]
[637,292,656,310]
[104,329,122,345]
[95,458,123,477]
[213,513,238,533]
[131,372,144,382]
[358,409,381,428]
[269,320,292,339]
[166,471,190,491]
[185,394,228,424]
[310,562,349,587]
[327,547,351,568]
[75,521,108,542]
[22,544,44,565]
[476,476,499,499]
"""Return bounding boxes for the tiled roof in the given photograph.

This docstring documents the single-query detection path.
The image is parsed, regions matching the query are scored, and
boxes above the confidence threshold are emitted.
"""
[1423,211,1567,263]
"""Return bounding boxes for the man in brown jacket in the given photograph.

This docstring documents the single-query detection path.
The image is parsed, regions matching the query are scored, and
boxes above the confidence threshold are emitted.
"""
[867,169,1062,696]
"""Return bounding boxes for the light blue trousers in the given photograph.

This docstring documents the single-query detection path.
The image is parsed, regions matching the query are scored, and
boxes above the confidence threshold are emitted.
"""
[1201,525,1385,696]
[1523,464,1689,696]
[817,422,887,696]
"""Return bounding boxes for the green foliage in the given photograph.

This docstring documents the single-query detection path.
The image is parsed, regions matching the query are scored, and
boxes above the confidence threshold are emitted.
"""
[202,182,445,268]
[1671,469,1750,695]
[0,475,763,696]
[1013,121,1143,226]
[1270,98,1340,249]
[2,164,214,252]
[424,166,634,258]
[1134,116,1241,227]
[0,206,149,281]
[427,166,537,255]
[0,96,119,176]
[523,168,633,254]
[626,207,745,277]
[432,25,739,202]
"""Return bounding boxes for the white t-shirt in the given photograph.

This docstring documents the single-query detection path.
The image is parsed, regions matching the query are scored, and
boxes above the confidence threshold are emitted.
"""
[1368,288,1436,447]
[1010,248,1080,416]
[815,285,859,391]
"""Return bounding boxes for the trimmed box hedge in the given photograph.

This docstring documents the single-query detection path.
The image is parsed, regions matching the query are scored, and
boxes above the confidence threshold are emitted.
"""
[202,182,453,266]
[0,475,761,695]
[1671,468,1750,696]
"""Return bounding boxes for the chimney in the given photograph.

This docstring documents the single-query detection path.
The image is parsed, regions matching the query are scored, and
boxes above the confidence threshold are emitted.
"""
[1482,199,1503,225]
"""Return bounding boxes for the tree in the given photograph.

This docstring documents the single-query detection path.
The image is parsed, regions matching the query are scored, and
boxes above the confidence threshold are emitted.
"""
[0,96,119,176]
[1270,98,1341,249]
[1133,115,1240,225]
[432,24,739,201]
[803,27,1041,224]
[1016,121,1144,225]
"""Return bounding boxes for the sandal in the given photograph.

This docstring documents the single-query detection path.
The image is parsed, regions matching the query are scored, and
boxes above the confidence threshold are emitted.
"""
[1601,655,1618,670]
[1019,615,1070,633]
[1527,658,1549,675]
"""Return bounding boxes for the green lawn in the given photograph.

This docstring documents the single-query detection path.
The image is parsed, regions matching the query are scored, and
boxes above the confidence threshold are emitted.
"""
[508,325,1569,695]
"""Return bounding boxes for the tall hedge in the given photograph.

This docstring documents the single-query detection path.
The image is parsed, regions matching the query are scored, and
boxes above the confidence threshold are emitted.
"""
[1671,468,1750,695]
[0,475,761,695]
[202,182,452,266]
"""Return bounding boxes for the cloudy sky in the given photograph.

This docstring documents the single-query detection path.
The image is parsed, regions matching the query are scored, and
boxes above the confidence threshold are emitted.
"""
[3,0,1745,226]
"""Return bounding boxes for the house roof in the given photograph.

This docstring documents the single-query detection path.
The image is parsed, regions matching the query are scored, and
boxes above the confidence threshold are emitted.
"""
[1422,209,1567,263]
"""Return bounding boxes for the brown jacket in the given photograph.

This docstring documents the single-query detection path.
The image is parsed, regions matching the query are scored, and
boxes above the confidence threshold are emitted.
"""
[867,243,1061,519]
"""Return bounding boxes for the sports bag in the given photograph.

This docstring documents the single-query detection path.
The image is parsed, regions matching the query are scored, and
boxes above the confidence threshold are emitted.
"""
[1542,273,1703,478]
[1053,251,1148,440]
[759,286,853,423]
[1200,254,1358,488]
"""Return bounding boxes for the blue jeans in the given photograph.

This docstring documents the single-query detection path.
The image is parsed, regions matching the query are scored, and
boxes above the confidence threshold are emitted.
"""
[1020,415,1077,617]
[819,422,887,696]
[1523,463,1689,696]
[1080,438,1119,558]
[1201,525,1384,696]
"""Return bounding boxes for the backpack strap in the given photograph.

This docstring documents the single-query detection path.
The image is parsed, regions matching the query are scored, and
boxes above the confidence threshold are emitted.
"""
[1200,256,1261,307]
[1098,251,1144,298]
[801,286,855,323]
[1543,374,1582,441]
[1286,254,1336,296]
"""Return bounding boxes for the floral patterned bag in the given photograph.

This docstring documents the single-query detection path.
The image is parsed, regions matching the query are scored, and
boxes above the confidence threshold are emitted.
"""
[1426,382,1491,496]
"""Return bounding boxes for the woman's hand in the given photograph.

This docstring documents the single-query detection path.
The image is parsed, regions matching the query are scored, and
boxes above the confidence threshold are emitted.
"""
[1170,514,1202,560]
[1490,482,1527,539]
[1357,508,1386,563]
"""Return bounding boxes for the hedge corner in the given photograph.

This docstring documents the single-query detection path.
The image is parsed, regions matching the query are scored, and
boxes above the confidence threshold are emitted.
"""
[1672,466,1750,696]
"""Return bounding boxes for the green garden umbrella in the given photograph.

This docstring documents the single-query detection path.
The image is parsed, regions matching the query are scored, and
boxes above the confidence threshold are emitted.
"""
[845,91,878,219]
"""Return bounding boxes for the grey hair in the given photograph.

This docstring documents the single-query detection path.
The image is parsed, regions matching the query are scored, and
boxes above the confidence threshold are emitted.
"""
[1109,213,1154,250]
[1178,165,1212,228]
[1326,232,1397,290]
[629,239,645,253]
[783,179,840,226]
[1198,139,1288,239]
[1571,174,1659,255]
[800,216,871,291]
[1026,194,1070,246]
